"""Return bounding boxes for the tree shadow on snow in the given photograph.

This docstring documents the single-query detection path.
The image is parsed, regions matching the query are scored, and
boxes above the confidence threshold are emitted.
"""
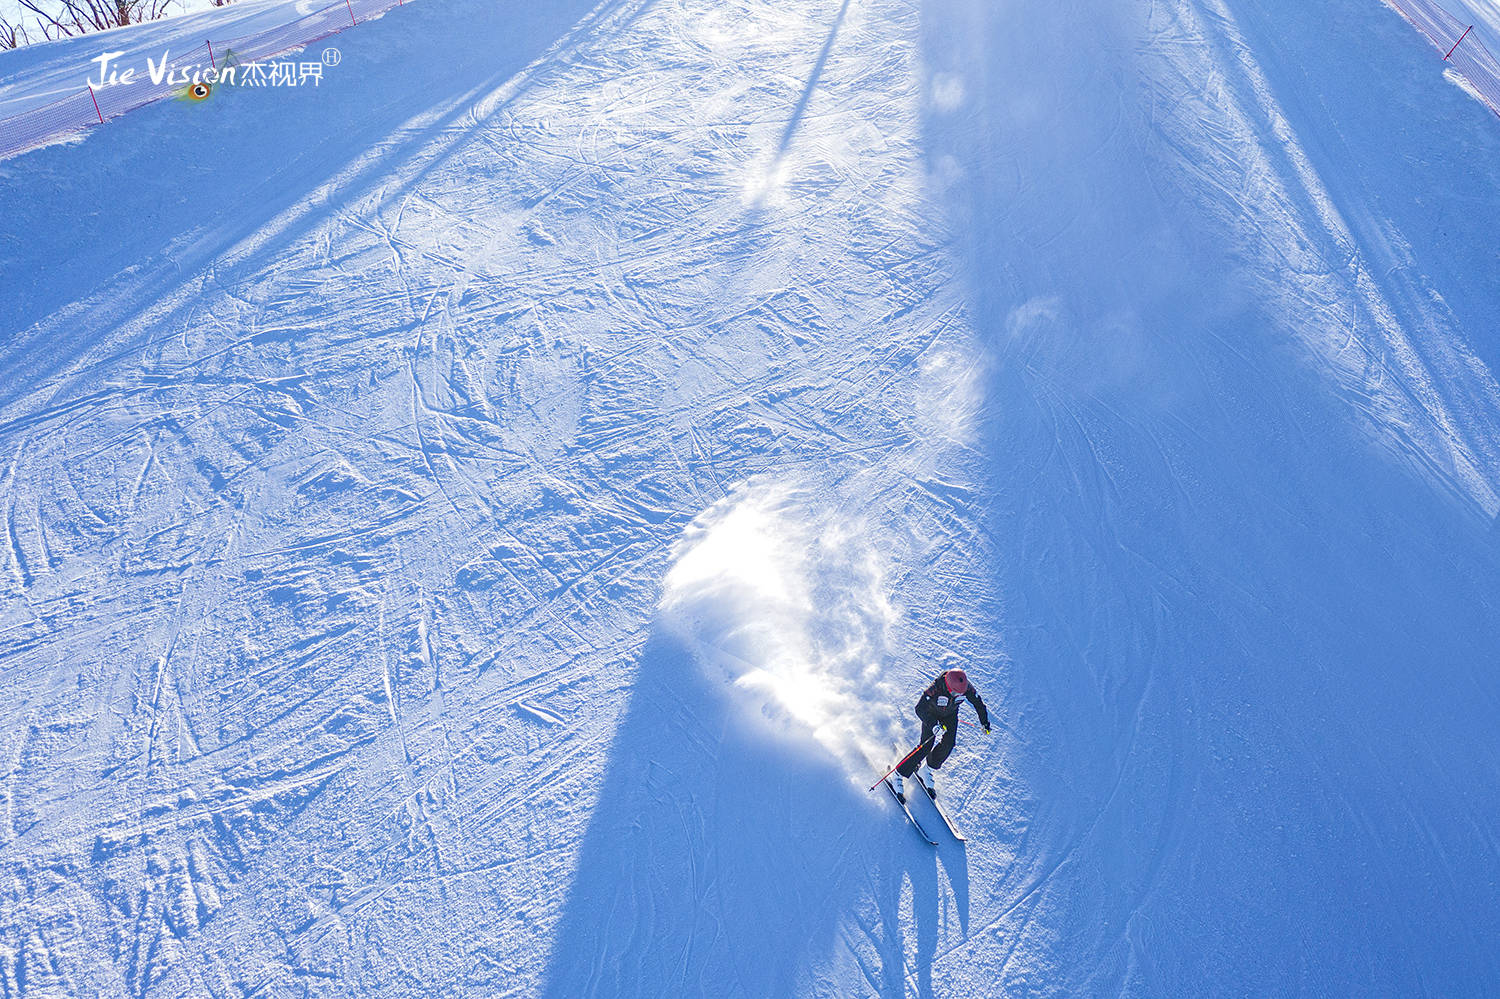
[915,0,1500,993]
[0,0,660,404]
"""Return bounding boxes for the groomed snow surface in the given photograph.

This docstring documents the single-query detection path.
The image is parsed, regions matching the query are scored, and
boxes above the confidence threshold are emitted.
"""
[2,0,1500,995]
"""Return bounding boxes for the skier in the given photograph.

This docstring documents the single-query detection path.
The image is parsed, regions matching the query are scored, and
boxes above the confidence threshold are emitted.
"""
[892,667,990,802]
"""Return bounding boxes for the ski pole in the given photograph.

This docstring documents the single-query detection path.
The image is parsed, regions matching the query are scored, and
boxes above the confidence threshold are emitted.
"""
[869,735,935,792]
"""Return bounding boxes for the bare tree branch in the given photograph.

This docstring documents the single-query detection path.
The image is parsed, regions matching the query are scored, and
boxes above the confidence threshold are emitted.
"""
[0,17,30,49]
[0,17,31,50]
[14,0,179,43]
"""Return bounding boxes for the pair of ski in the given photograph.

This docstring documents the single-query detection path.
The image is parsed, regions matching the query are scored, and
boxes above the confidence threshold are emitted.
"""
[884,772,965,844]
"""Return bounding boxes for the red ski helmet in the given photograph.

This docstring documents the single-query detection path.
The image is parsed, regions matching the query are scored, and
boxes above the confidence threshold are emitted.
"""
[944,669,968,694]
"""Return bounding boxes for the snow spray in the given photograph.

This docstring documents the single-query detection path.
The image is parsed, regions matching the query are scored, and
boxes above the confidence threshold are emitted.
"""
[659,479,908,777]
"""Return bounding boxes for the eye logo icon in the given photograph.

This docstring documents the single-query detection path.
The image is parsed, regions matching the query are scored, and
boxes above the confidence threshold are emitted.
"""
[188,82,212,101]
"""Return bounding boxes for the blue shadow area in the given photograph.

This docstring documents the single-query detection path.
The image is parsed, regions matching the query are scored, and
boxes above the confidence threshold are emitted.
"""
[539,631,966,998]
[921,0,1500,992]
[1220,0,1500,376]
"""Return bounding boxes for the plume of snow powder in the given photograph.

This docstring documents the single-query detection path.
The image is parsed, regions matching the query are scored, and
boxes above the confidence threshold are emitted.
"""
[659,479,907,780]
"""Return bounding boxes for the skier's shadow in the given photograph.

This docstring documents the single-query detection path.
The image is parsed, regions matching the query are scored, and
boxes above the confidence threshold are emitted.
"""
[872,806,969,999]
[538,631,878,997]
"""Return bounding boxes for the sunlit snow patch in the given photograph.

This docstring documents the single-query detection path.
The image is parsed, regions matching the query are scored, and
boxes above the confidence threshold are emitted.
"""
[740,153,795,208]
[660,480,905,775]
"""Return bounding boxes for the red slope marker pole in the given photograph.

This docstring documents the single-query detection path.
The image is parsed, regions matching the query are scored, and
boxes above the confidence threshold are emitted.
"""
[206,39,215,69]
[1445,25,1473,61]
[89,85,104,124]
[868,735,936,792]
[346,0,357,26]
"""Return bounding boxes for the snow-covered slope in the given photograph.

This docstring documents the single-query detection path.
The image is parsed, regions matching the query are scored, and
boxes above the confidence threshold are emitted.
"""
[2,0,1499,995]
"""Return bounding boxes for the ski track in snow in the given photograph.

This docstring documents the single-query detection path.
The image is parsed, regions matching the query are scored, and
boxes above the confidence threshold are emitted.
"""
[0,0,1008,994]
[1,0,1499,994]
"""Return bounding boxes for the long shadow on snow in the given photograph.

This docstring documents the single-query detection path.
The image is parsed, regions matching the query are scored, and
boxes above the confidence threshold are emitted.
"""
[772,0,852,161]
[1218,0,1500,378]
[0,0,658,409]
[538,631,962,999]
[921,0,1500,993]
[872,830,969,999]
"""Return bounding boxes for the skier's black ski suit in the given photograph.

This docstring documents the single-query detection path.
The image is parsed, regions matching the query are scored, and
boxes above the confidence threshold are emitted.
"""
[897,671,990,776]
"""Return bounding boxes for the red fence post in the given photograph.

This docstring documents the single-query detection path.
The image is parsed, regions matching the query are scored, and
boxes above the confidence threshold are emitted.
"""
[88,85,104,124]
[1445,24,1473,60]
[346,0,357,26]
